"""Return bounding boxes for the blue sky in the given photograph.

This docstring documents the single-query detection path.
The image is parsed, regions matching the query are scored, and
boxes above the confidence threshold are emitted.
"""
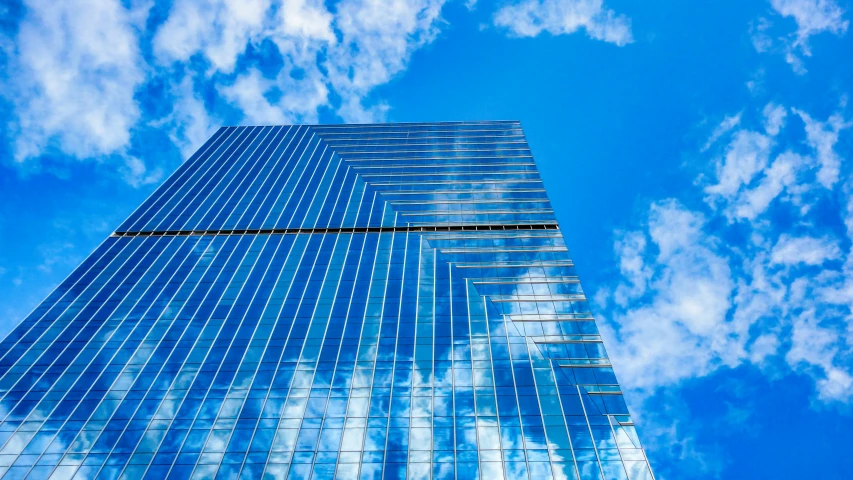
[1,0,852,477]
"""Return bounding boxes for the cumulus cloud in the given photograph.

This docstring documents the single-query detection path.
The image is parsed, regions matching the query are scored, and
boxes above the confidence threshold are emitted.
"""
[156,77,219,159]
[153,0,270,74]
[601,103,853,404]
[734,151,801,220]
[494,0,633,46]
[3,0,160,186]
[330,0,448,120]
[3,0,452,184]
[771,0,848,45]
[771,234,841,265]
[787,311,853,401]
[701,103,850,221]
[754,0,849,73]
[6,0,636,185]
[220,69,293,125]
[600,201,736,393]
[701,105,787,201]
[763,102,788,136]
[611,230,652,306]
[154,0,448,125]
[120,155,163,188]
[705,129,774,199]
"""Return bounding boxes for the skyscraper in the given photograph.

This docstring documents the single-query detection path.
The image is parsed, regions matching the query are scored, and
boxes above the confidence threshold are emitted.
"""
[0,122,654,479]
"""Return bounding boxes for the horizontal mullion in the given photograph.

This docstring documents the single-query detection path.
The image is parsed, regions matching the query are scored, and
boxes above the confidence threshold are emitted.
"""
[113,223,561,237]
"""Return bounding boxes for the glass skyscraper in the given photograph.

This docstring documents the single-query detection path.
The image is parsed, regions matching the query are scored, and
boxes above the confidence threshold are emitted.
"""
[0,122,653,479]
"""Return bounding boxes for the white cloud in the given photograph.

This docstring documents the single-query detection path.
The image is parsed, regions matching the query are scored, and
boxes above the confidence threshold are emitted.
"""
[152,0,449,127]
[5,0,451,182]
[771,234,841,265]
[794,108,850,188]
[35,241,79,274]
[602,103,853,406]
[702,113,741,152]
[746,68,767,95]
[763,102,788,136]
[494,0,633,46]
[152,0,337,125]
[7,0,147,162]
[749,333,780,364]
[634,405,727,478]
[153,0,270,73]
[611,230,651,306]
[600,200,736,394]
[787,312,853,401]
[755,0,849,73]
[702,104,848,221]
[816,367,853,401]
[121,155,163,188]
[157,78,219,159]
[329,0,448,121]
[277,0,336,42]
[220,69,292,125]
[705,130,774,198]
[750,17,774,53]
[770,0,848,46]
[733,151,803,220]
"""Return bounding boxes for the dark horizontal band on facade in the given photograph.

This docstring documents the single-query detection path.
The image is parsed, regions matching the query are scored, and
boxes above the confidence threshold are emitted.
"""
[112,223,560,237]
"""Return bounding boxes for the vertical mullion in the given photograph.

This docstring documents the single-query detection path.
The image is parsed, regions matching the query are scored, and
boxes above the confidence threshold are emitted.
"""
[142,127,249,232]
[227,126,297,230]
[207,126,288,230]
[109,233,253,478]
[153,127,259,232]
[185,126,277,231]
[196,126,282,231]
[0,237,129,366]
[0,237,155,419]
[38,235,202,477]
[120,127,232,233]
[245,127,311,230]
[175,232,287,478]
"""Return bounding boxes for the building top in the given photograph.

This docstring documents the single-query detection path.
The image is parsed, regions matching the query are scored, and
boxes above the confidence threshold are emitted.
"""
[117,122,556,235]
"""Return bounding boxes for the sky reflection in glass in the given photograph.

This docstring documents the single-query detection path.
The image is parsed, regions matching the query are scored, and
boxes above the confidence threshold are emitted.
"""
[0,122,653,479]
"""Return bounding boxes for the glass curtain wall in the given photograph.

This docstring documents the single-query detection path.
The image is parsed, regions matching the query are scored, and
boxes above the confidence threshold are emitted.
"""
[0,122,653,480]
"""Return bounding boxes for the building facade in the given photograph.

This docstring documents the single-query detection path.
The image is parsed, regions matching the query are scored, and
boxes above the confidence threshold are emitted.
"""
[0,122,653,479]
